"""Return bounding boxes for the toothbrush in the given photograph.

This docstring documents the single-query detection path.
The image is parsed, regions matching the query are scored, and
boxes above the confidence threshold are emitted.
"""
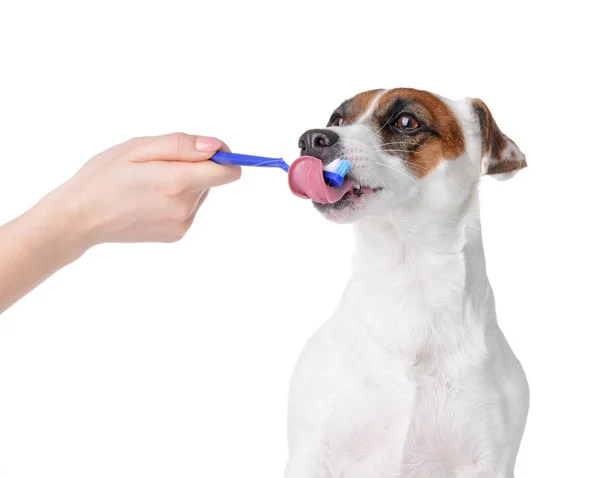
[210,152,351,187]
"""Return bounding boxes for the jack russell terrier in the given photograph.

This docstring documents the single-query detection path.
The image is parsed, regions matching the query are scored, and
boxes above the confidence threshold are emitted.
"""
[286,88,529,478]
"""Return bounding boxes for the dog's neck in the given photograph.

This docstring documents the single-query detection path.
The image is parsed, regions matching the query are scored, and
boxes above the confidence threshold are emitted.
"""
[346,189,496,376]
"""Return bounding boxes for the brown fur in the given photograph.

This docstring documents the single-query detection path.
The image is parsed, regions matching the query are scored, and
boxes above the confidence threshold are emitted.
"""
[334,89,384,124]
[335,88,465,177]
[472,98,526,175]
[487,157,525,175]
[375,89,465,177]
[472,98,507,160]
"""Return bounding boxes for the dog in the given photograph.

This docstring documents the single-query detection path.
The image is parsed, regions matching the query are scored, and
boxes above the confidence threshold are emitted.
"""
[285,88,529,478]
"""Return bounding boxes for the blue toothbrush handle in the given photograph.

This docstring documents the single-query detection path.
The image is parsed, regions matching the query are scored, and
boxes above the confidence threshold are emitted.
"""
[211,151,289,172]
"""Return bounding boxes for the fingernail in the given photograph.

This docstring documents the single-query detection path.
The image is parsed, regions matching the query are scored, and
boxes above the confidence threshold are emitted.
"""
[195,136,221,152]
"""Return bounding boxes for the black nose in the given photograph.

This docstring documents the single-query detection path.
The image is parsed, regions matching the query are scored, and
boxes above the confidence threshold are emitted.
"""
[298,129,340,154]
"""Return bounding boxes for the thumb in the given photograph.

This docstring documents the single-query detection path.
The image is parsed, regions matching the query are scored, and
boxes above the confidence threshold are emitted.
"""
[129,133,230,162]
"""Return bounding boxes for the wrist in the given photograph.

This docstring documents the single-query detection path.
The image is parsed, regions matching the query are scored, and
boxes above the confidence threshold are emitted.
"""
[30,186,96,264]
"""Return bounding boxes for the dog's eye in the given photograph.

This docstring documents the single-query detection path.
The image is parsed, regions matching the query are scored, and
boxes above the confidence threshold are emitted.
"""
[331,115,344,127]
[396,115,419,131]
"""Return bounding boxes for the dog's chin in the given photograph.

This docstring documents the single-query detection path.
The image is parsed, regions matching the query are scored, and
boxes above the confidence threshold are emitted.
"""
[313,185,384,224]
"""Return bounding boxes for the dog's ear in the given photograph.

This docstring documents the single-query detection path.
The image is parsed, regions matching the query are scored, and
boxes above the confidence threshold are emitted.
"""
[471,98,527,180]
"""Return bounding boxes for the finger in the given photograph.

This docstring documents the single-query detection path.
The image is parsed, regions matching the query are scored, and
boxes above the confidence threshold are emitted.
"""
[128,133,228,163]
[179,161,242,190]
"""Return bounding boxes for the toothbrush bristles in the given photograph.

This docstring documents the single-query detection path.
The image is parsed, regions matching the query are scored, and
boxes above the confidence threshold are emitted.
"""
[323,158,340,172]
[322,159,351,187]
[335,160,351,178]
[323,159,350,177]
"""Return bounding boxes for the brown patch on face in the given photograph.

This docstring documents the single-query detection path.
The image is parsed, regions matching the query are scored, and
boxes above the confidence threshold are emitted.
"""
[472,98,527,176]
[328,89,384,125]
[372,88,465,177]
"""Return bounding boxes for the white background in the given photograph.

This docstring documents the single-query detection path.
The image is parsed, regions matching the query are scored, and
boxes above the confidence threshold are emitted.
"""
[1,1,598,477]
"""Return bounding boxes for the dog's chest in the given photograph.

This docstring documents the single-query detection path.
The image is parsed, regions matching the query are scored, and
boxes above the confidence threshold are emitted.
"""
[297,334,417,477]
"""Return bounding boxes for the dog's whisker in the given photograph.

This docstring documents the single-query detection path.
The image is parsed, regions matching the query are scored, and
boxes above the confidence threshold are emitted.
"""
[372,161,422,189]
[378,142,412,147]
[367,152,430,171]
[394,160,429,171]
[376,113,397,135]
[370,170,389,190]
[380,149,417,154]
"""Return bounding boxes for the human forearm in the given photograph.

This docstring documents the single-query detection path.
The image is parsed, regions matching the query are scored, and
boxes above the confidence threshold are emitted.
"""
[0,191,89,314]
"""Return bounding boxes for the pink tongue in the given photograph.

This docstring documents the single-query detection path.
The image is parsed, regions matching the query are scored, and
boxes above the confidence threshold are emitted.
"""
[288,156,353,204]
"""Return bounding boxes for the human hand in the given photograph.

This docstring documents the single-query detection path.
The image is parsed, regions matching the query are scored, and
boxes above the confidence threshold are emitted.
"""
[45,133,241,249]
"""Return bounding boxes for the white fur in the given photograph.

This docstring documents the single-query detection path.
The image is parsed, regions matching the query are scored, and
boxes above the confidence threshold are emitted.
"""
[286,96,529,478]
[356,89,389,124]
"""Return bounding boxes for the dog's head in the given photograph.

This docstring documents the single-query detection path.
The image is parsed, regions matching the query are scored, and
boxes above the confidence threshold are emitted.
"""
[296,88,526,223]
